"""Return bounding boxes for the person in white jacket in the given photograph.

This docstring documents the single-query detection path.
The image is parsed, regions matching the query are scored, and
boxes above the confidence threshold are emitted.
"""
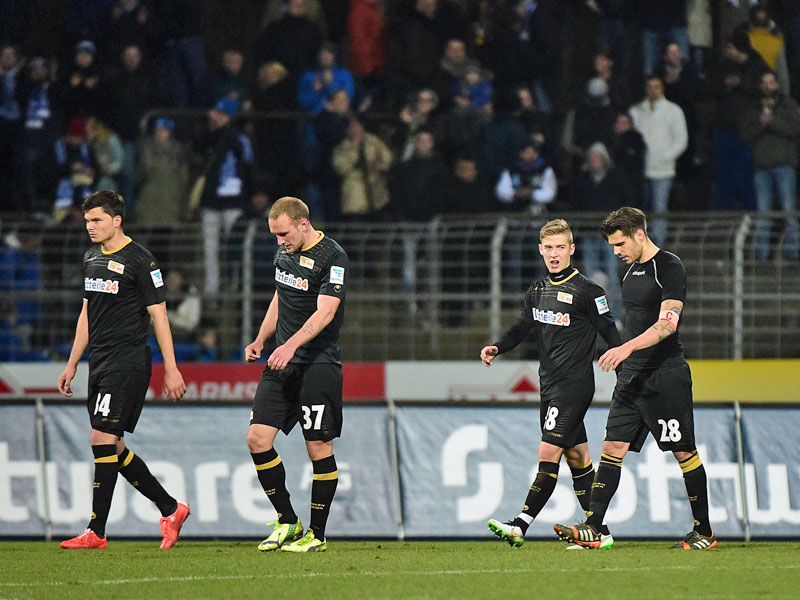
[629,77,688,244]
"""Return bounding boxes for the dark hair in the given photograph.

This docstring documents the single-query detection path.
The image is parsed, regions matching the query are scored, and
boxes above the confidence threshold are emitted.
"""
[600,207,648,239]
[81,190,126,222]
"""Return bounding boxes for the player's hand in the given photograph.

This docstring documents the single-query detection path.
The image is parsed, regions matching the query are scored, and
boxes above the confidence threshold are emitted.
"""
[267,344,295,371]
[480,345,499,367]
[245,340,263,362]
[598,345,631,372]
[163,367,187,401]
[57,364,76,397]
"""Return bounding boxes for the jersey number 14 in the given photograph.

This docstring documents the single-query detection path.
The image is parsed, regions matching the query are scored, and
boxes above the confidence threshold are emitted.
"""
[94,393,111,417]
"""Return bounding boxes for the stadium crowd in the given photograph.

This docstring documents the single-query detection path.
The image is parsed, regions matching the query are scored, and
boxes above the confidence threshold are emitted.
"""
[2,0,800,361]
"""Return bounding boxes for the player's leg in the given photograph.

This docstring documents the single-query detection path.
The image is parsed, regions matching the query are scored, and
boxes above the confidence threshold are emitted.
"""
[489,441,564,547]
[563,442,613,548]
[651,361,715,549]
[63,372,126,548]
[281,363,343,553]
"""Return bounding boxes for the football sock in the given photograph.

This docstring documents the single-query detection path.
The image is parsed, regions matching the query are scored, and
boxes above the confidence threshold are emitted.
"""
[310,455,338,540]
[117,447,178,517]
[586,453,624,533]
[570,461,610,536]
[512,461,559,534]
[88,444,118,538]
[679,452,712,537]
[251,449,297,524]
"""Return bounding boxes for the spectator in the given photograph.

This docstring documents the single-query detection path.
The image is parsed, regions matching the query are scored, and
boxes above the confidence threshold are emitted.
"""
[738,71,800,261]
[586,47,630,112]
[742,3,792,95]
[768,0,800,100]
[0,45,21,209]
[53,117,95,223]
[0,228,43,353]
[136,118,189,225]
[570,142,632,308]
[451,64,492,111]
[572,77,617,165]
[656,42,700,113]
[347,0,389,108]
[197,325,220,362]
[496,141,557,215]
[687,0,712,73]
[388,0,451,97]
[310,88,351,222]
[0,301,26,361]
[442,155,493,215]
[254,0,322,99]
[394,88,443,162]
[638,0,690,77]
[444,64,492,156]
[712,63,756,211]
[610,112,646,206]
[586,0,637,78]
[723,29,772,96]
[479,90,528,185]
[101,0,156,62]
[165,270,201,340]
[196,97,255,295]
[227,187,276,294]
[86,116,123,193]
[629,76,688,244]
[439,38,476,99]
[58,40,105,124]
[391,128,448,221]
[151,0,206,107]
[17,57,63,216]
[298,41,355,114]
[106,44,156,206]
[332,115,393,220]
[207,48,250,108]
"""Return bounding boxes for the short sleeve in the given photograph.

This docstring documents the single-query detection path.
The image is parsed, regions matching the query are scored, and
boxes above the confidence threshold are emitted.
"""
[136,253,166,306]
[659,258,686,303]
[319,249,349,300]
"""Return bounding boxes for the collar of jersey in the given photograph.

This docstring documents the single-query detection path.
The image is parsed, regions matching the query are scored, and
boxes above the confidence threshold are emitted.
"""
[101,236,133,255]
[301,231,325,252]
[548,268,579,286]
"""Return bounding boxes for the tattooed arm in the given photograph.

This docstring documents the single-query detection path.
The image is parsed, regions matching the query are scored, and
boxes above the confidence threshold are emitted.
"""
[597,299,684,372]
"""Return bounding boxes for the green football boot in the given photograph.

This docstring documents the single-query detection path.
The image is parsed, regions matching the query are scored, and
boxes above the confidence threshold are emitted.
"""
[280,529,327,553]
[487,519,524,548]
[257,519,303,552]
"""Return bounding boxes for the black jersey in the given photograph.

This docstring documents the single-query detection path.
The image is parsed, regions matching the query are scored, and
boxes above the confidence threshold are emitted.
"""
[620,249,686,367]
[494,268,620,385]
[82,239,165,373]
[273,232,348,364]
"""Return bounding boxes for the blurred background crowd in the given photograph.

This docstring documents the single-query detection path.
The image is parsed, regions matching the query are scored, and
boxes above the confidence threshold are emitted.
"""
[2,0,800,362]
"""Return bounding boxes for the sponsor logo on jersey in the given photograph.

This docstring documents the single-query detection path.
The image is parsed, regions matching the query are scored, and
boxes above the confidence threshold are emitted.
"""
[632,270,645,276]
[557,291,573,304]
[594,295,610,314]
[107,260,125,274]
[275,267,309,291]
[532,308,571,326]
[330,266,345,285]
[150,269,164,288]
[299,256,315,269]
[85,277,120,294]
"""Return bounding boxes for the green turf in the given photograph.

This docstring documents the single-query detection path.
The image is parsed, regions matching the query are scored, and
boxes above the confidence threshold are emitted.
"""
[1,540,798,599]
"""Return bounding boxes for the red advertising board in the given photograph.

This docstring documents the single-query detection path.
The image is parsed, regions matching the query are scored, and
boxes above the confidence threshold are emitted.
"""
[147,362,385,401]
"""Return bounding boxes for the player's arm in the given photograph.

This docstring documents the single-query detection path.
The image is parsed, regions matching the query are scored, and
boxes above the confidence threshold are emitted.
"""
[147,302,187,400]
[267,294,341,370]
[598,299,683,371]
[481,311,533,367]
[246,291,279,362]
[585,287,622,350]
[57,300,89,397]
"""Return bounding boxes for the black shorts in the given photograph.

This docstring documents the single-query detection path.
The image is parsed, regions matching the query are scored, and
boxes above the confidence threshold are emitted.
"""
[539,375,594,448]
[87,369,151,435]
[605,358,696,452]
[251,362,343,442]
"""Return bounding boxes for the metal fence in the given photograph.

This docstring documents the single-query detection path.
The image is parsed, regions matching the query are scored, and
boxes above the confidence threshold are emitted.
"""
[2,212,799,362]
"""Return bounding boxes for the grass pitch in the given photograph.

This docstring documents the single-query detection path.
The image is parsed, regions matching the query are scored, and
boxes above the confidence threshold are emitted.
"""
[1,539,798,600]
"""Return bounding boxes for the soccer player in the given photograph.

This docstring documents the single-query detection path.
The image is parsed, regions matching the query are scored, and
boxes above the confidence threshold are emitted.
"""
[482,219,621,549]
[57,190,189,549]
[244,196,349,553]
[554,207,716,550]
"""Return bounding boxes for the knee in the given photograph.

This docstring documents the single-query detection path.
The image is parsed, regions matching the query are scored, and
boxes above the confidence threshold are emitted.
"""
[246,430,271,453]
[602,440,628,458]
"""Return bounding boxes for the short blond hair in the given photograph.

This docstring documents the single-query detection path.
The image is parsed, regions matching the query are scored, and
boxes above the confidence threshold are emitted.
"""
[539,218,573,244]
[269,196,310,222]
